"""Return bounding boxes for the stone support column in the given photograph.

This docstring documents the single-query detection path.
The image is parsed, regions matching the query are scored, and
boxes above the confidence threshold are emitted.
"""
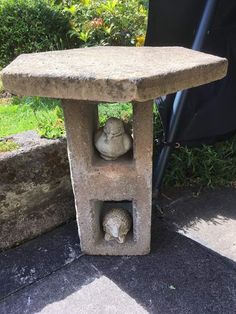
[62,100,153,255]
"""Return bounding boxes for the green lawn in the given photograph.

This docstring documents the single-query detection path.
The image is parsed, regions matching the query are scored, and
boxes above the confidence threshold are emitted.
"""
[0,102,39,138]
[0,97,62,138]
[0,96,134,139]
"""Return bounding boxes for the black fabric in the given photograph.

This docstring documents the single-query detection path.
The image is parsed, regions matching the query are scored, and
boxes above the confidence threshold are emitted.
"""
[145,0,236,146]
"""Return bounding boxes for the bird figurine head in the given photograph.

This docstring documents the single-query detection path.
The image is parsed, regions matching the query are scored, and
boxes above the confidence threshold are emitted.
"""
[103,118,125,142]
[94,117,133,160]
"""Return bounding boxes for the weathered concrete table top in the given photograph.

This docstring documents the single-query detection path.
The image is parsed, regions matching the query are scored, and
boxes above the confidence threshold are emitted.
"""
[2,46,227,256]
[2,46,227,102]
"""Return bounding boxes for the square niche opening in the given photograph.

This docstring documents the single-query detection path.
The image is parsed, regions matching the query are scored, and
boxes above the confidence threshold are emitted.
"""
[93,103,133,164]
[90,200,136,245]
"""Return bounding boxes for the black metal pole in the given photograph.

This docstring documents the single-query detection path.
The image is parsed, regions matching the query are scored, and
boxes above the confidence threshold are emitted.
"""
[153,0,218,197]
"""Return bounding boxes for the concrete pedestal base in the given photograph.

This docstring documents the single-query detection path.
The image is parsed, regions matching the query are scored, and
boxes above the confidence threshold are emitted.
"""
[2,46,227,255]
[63,100,153,255]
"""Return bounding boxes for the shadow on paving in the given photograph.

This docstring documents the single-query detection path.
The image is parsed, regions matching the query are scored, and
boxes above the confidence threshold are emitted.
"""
[159,187,236,228]
[0,210,235,314]
[0,221,82,300]
[82,213,236,313]
[158,187,236,261]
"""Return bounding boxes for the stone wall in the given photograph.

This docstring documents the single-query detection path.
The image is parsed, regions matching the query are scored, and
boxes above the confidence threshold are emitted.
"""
[0,131,75,250]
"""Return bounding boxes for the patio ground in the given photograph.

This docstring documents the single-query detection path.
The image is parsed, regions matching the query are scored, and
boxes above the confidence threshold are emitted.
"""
[0,187,235,313]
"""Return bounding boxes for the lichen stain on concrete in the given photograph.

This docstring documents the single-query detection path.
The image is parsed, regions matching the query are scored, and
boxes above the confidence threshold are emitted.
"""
[14,266,37,285]
[65,246,77,264]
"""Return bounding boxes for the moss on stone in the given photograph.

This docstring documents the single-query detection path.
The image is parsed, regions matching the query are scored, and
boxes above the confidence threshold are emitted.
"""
[0,139,19,152]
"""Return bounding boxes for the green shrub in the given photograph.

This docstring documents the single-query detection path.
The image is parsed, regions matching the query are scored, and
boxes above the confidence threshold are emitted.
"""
[65,0,147,47]
[98,103,133,126]
[0,0,148,69]
[0,0,73,68]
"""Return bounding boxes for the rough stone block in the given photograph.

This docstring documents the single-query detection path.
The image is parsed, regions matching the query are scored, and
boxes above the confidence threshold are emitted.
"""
[0,131,74,250]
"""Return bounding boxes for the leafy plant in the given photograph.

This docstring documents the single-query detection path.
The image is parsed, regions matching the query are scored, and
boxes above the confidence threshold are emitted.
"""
[24,97,65,139]
[98,103,133,126]
[65,0,147,47]
[36,107,65,139]
[163,138,236,188]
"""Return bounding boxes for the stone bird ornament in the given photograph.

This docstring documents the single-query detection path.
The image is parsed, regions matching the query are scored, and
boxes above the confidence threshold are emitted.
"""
[94,117,133,160]
[102,208,132,244]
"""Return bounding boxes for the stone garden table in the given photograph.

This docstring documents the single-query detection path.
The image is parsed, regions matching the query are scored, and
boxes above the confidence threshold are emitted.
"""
[2,46,227,255]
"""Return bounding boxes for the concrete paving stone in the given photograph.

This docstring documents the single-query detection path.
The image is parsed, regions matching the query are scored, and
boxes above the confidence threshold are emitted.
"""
[35,275,148,314]
[2,46,227,102]
[0,221,81,299]
[0,259,100,314]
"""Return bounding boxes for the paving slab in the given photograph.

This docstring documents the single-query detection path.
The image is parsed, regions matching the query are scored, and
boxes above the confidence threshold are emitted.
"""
[0,259,99,314]
[159,187,236,261]
[2,46,227,102]
[0,221,81,299]
[37,276,148,314]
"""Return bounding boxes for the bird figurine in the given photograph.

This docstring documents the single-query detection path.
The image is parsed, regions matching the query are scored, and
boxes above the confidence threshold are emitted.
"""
[102,208,132,244]
[94,117,132,160]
